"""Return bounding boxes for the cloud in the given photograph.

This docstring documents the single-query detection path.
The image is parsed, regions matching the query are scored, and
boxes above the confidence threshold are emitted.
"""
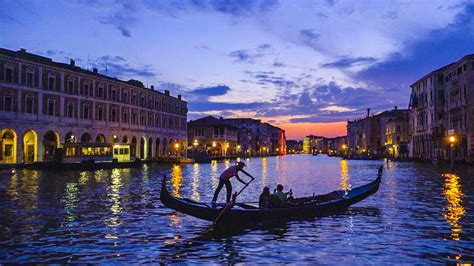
[144,0,279,17]
[191,85,231,96]
[98,3,136,37]
[322,57,377,68]
[228,43,273,63]
[92,55,158,79]
[299,29,320,46]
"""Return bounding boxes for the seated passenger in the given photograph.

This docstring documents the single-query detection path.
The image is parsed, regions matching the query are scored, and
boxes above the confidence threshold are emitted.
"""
[272,184,293,207]
[259,187,271,208]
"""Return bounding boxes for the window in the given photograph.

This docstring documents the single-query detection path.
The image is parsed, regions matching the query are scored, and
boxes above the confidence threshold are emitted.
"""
[122,111,129,123]
[66,102,75,118]
[141,115,146,125]
[111,89,116,101]
[110,107,117,122]
[97,106,104,120]
[3,93,12,112]
[68,80,74,93]
[4,145,13,157]
[83,83,90,96]
[141,95,146,106]
[149,98,153,108]
[48,76,55,90]
[98,86,104,98]
[123,91,128,103]
[132,113,137,124]
[47,99,55,116]
[156,117,160,128]
[26,72,34,86]
[148,116,153,126]
[25,95,34,114]
[131,93,137,104]
[5,68,13,82]
[82,104,90,119]
[195,128,204,137]
[463,64,467,72]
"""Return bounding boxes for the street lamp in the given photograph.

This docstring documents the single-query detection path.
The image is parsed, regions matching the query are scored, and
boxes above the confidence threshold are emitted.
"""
[448,134,457,169]
[193,139,198,147]
[175,142,180,162]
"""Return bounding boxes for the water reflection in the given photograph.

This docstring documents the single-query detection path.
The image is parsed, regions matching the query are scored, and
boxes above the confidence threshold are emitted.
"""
[261,157,267,184]
[63,182,79,222]
[191,163,201,201]
[171,165,183,198]
[442,173,465,241]
[107,169,123,227]
[339,159,350,191]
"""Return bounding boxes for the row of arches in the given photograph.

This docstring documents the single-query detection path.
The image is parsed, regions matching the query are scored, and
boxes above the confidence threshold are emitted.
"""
[0,128,186,164]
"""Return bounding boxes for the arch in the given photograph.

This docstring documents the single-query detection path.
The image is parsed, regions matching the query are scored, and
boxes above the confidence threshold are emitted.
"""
[43,130,59,161]
[131,136,137,157]
[80,132,92,143]
[162,138,167,157]
[148,137,153,158]
[169,139,174,156]
[96,134,106,143]
[22,129,38,163]
[65,131,77,143]
[140,137,146,159]
[111,134,119,144]
[155,137,161,158]
[0,128,17,164]
[122,135,128,143]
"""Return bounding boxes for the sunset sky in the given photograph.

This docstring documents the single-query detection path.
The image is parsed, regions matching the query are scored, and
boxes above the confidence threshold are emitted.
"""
[2,0,474,139]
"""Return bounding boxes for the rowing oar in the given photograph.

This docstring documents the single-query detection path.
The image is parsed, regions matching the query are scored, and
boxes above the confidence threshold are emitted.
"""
[212,177,255,228]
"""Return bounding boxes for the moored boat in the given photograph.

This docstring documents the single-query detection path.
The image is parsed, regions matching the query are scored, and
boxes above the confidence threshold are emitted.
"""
[160,166,383,226]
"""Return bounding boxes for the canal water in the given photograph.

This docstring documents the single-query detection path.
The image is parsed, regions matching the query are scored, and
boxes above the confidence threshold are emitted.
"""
[0,155,472,263]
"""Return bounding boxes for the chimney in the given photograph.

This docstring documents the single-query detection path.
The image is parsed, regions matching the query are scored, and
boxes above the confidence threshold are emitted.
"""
[367,108,371,118]
[70,59,75,66]
[394,106,398,110]
[150,85,154,90]
[178,95,182,100]
[93,67,98,73]
[165,90,170,96]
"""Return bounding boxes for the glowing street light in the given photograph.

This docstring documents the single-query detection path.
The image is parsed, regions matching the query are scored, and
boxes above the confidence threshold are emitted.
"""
[212,141,216,148]
[448,134,457,169]
[193,139,198,146]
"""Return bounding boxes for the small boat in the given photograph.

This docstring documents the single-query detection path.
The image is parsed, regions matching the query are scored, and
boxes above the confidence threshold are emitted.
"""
[161,166,383,226]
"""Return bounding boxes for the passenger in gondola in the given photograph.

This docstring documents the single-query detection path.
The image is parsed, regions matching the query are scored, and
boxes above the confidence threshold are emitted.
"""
[259,187,271,208]
[271,184,293,207]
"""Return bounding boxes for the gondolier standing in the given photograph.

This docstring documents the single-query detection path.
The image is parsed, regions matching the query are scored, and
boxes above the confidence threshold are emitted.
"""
[211,162,254,207]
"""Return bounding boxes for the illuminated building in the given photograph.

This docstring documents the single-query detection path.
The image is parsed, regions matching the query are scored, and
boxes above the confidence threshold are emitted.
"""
[0,48,187,164]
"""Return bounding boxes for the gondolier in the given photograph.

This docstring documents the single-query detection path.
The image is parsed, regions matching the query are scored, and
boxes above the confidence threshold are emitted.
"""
[211,162,254,207]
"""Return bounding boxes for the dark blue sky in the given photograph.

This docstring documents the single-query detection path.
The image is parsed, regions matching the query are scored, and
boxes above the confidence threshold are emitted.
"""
[1,0,473,138]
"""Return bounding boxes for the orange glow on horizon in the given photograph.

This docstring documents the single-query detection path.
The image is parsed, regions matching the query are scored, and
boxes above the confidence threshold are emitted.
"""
[278,121,347,140]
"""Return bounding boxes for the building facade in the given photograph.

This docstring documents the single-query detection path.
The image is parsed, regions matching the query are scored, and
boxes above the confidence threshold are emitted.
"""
[409,54,474,162]
[347,108,409,158]
[0,48,187,164]
[187,116,238,157]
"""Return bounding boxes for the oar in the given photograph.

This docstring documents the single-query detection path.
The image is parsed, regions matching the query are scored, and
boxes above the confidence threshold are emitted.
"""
[212,178,255,227]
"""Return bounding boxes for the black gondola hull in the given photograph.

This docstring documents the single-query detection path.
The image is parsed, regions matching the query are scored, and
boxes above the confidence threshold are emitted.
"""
[160,166,382,225]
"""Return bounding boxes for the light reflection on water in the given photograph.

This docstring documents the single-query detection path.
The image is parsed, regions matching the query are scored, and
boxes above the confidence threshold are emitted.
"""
[442,173,465,241]
[0,155,472,264]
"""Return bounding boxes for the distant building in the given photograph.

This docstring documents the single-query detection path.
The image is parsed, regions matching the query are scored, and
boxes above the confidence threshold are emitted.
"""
[187,116,286,157]
[224,118,286,156]
[0,48,187,164]
[187,116,238,157]
[302,135,323,153]
[286,140,303,153]
[347,107,409,158]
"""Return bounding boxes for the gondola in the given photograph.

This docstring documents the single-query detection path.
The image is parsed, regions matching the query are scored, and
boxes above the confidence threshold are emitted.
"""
[160,166,383,226]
